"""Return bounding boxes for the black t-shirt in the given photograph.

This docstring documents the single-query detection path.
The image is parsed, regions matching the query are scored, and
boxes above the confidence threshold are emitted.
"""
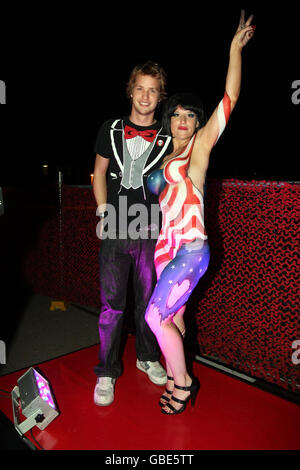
[94,116,172,239]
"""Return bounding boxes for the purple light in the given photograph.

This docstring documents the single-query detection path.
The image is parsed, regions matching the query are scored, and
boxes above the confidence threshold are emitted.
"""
[33,369,56,410]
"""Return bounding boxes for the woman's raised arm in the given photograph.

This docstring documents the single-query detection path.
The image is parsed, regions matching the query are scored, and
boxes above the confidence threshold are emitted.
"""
[194,10,255,153]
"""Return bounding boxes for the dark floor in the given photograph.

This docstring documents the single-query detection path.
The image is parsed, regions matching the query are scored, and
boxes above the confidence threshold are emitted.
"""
[0,293,100,376]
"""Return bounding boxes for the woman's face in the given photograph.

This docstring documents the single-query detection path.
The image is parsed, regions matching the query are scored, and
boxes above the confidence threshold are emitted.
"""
[170,106,199,139]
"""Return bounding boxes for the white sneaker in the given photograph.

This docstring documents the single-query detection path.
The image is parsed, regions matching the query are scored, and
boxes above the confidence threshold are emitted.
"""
[94,377,116,406]
[136,360,167,385]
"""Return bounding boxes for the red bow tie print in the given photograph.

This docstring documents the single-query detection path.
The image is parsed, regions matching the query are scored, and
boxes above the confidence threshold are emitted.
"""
[124,125,157,142]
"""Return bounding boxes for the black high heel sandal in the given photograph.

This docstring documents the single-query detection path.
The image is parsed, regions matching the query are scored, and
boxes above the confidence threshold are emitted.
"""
[159,376,174,407]
[161,377,200,415]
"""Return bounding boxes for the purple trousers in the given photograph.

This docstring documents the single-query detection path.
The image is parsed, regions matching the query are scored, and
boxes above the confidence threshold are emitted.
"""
[94,237,160,378]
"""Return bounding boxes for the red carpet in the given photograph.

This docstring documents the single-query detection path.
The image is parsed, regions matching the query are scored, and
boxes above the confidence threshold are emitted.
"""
[0,335,299,450]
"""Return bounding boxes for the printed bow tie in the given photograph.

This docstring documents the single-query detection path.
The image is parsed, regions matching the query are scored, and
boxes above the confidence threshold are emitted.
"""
[124,125,157,142]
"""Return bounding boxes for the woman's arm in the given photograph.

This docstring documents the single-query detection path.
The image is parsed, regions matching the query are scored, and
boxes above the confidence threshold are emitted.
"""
[226,10,255,108]
[194,10,255,154]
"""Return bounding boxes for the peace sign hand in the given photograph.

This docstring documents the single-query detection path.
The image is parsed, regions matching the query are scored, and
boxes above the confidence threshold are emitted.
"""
[233,9,255,49]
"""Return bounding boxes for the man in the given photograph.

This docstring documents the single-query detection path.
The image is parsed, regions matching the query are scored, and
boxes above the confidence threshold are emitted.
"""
[92,61,172,406]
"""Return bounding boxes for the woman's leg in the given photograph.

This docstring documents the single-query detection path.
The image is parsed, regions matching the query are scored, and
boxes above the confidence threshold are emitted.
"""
[145,304,192,411]
[159,306,186,405]
[172,305,186,337]
[145,240,210,411]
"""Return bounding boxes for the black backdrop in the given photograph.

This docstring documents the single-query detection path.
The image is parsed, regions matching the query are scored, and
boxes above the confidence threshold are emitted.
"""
[0,3,299,184]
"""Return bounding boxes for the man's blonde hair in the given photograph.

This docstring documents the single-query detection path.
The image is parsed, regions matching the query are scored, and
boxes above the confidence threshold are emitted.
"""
[126,61,167,102]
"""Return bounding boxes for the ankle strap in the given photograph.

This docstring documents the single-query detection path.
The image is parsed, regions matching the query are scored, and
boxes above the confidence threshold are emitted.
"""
[167,376,174,381]
[174,383,191,391]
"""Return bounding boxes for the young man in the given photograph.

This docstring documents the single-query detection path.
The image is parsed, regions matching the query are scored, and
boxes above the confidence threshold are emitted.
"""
[93,62,172,406]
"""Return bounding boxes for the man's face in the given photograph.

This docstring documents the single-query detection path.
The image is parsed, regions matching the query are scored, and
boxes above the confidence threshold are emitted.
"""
[131,73,161,117]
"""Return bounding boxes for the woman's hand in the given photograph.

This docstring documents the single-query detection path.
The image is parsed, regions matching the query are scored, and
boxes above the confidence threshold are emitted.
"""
[231,10,255,50]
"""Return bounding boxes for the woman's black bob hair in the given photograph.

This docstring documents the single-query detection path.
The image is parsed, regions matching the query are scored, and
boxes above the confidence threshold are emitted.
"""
[162,92,207,135]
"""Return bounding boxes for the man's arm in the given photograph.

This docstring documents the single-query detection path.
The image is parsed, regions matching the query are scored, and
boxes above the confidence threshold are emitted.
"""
[92,154,110,213]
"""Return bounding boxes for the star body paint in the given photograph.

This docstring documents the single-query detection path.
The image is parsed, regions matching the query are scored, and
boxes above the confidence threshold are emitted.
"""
[145,240,210,323]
